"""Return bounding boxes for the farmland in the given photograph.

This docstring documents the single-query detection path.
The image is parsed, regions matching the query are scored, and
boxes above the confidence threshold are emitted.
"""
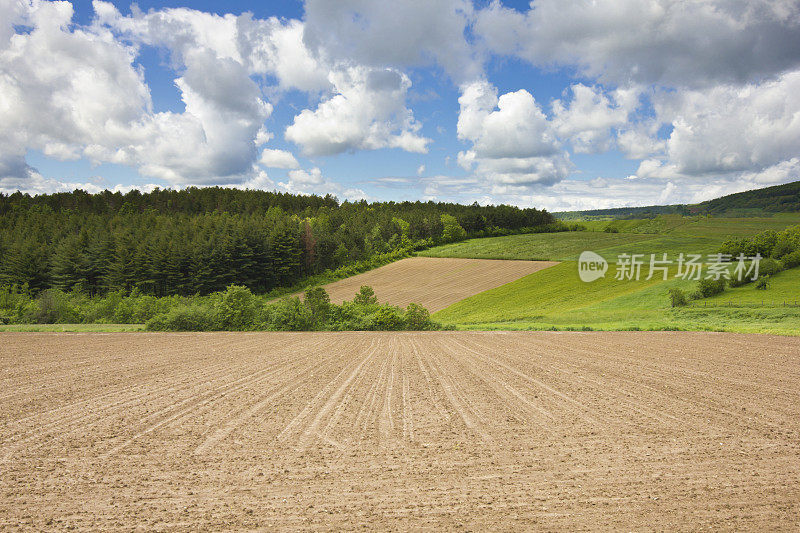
[429,214,800,334]
[1,331,799,530]
[316,256,557,312]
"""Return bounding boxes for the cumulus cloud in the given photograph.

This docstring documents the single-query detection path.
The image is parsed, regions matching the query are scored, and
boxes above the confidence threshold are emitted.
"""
[0,1,149,179]
[0,1,272,187]
[456,80,570,187]
[239,16,330,92]
[552,84,638,153]
[616,124,666,160]
[303,0,480,82]
[4,0,800,207]
[279,166,369,201]
[258,149,300,169]
[285,66,430,156]
[97,2,331,93]
[655,71,800,176]
[475,0,800,88]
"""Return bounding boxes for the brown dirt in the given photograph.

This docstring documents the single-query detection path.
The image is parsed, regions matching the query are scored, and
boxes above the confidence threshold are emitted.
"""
[1,331,799,531]
[315,257,557,311]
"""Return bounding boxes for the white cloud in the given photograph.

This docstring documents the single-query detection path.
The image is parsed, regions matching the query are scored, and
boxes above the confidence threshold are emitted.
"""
[0,1,271,187]
[0,1,149,179]
[96,1,331,93]
[0,169,161,196]
[416,164,426,176]
[258,149,300,169]
[279,166,369,201]
[238,16,330,92]
[285,66,430,156]
[552,84,637,153]
[235,168,275,190]
[475,0,800,88]
[287,167,324,186]
[616,125,666,160]
[655,71,800,176]
[303,0,480,82]
[456,80,570,188]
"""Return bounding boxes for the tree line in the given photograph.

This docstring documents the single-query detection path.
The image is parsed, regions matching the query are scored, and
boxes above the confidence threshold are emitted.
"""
[0,187,557,296]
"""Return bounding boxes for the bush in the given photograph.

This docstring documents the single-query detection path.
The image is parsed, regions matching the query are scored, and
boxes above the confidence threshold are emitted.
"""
[404,303,432,330]
[727,276,750,288]
[33,289,82,323]
[216,285,258,330]
[757,257,783,277]
[756,276,770,290]
[695,278,726,298]
[146,305,219,331]
[782,249,800,269]
[668,288,688,307]
[368,305,406,330]
[262,297,314,331]
[114,293,171,323]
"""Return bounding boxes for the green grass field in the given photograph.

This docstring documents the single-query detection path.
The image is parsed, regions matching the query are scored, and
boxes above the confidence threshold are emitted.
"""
[0,324,145,332]
[421,214,800,263]
[419,231,655,261]
[430,214,800,335]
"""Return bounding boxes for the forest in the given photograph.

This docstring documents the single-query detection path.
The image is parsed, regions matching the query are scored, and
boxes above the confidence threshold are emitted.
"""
[0,187,557,297]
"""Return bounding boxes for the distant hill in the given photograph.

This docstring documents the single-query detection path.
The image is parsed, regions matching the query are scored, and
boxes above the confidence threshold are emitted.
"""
[556,180,800,219]
[696,180,800,215]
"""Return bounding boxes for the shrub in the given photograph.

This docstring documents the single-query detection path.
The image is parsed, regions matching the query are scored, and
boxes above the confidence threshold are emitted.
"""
[668,288,688,307]
[695,278,726,298]
[262,297,314,331]
[441,213,466,243]
[404,303,432,330]
[756,276,770,290]
[216,285,258,330]
[757,257,783,277]
[782,249,800,269]
[368,305,405,330]
[727,276,750,288]
[146,305,218,331]
[33,289,82,323]
[114,294,171,323]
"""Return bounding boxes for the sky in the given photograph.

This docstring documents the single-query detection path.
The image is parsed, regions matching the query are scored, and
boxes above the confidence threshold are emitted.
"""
[1,0,800,211]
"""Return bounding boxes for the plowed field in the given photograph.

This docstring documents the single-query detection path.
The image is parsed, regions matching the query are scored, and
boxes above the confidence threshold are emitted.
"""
[317,257,557,311]
[1,331,798,530]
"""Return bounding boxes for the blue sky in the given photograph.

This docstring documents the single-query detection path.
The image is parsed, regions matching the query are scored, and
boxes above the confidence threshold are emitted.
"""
[2,1,800,211]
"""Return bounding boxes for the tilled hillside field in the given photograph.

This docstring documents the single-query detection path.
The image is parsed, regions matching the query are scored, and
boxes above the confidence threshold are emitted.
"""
[317,257,557,311]
[1,331,798,530]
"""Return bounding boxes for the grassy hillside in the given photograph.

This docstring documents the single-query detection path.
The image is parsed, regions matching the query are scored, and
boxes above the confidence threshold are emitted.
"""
[434,262,800,335]
[422,214,800,263]
[419,231,655,261]
[430,214,800,335]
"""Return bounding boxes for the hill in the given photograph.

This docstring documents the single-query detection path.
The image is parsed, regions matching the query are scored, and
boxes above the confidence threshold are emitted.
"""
[427,213,800,335]
[696,180,800,214]
[556,180,800,219]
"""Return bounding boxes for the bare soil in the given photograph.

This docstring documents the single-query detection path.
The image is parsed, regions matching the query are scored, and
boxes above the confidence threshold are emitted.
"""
[317,257,557,311]
[1,331,798,531]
